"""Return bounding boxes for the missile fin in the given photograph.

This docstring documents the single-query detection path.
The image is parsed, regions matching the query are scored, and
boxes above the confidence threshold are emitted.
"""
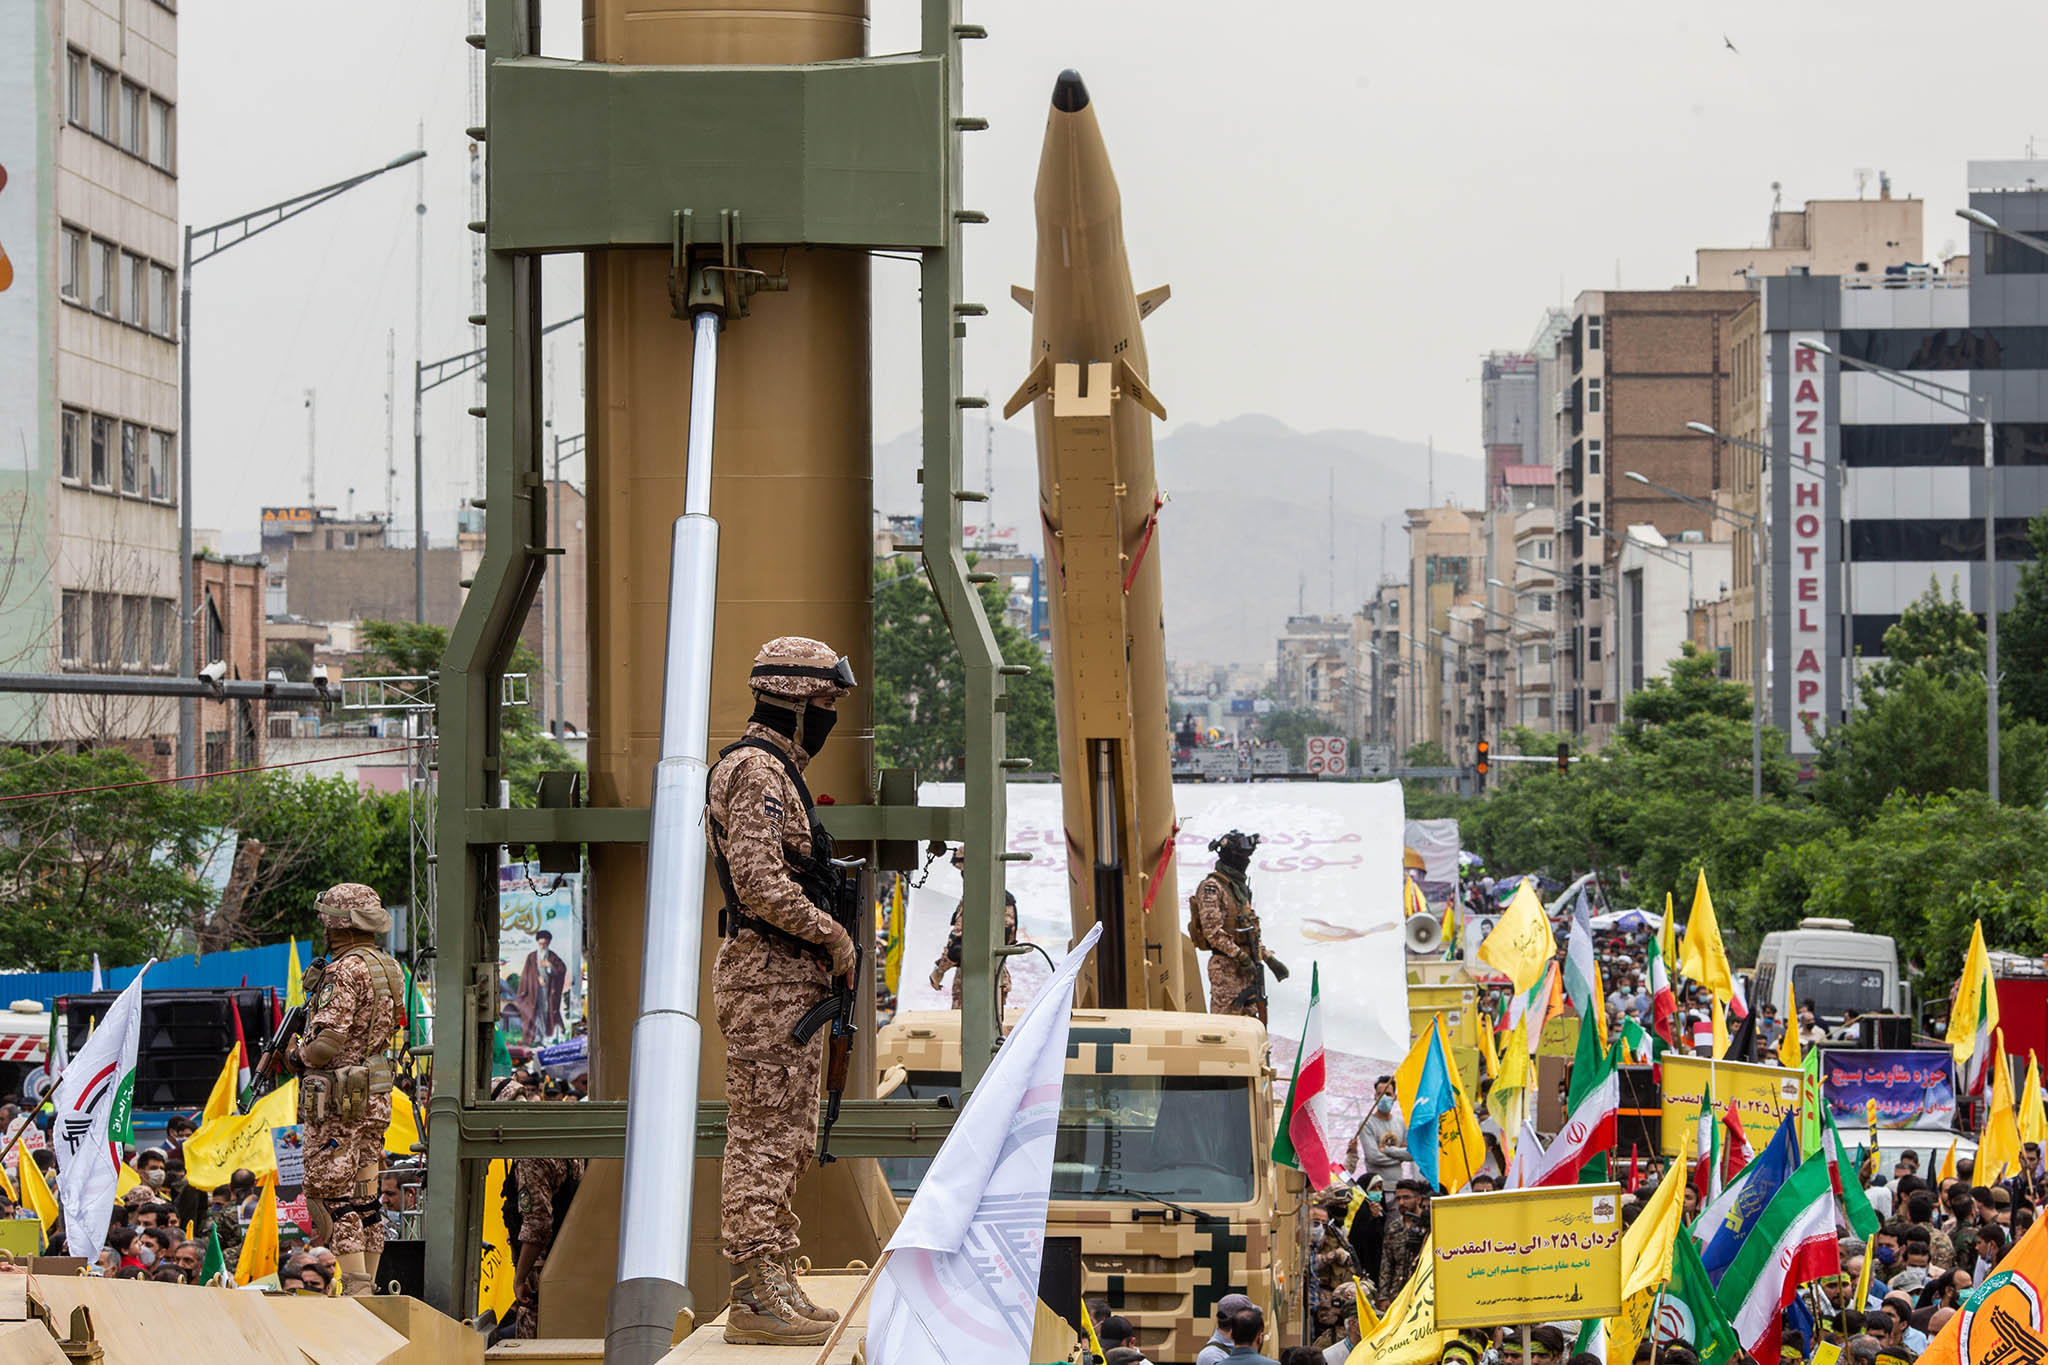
[1114,357,1167,421]
[1011,284,1034,313]
[1002,355,1054,420]
[1136,284,1171,320]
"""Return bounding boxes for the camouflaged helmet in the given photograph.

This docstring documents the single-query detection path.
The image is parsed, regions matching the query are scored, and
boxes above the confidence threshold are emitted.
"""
[749,636,856,701]
[314,882,392,934]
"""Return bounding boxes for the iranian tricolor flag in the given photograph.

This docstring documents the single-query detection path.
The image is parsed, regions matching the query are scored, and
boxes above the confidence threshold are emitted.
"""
[1692,1090,1722,1203]
[1273,963,1343,1188]
[1712,1152,1842,1365]
[50,962,152,1265]
[1522,1045,1618,1187]
[1645,935,1678,1046]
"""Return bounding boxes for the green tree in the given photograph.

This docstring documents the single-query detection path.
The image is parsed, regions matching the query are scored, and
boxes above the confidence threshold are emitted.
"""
[358,619,578,806]
[199,773,412,950]
[1403,739,1450,768]
[2000,511,2048,725]
[1864,576,1983,693]
[872,556,1057,779]
[1255,708,1336,767]
[0,749,219,969]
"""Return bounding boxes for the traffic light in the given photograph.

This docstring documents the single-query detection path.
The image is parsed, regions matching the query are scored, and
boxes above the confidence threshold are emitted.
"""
[1474,737,1490,785]
[1557,740,1570,775]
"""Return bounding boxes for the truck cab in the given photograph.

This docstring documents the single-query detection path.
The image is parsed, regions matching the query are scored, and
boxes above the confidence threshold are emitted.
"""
[1752,919,1901,1028]
[875,1008,1303,1365]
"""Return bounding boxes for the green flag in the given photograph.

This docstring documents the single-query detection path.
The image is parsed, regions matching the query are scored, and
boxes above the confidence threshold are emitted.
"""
[200,1223,226,1287]
[404,964,431,1049]
[1666,1222,1741,1365]
[491,1022,513,1080]
[1825,1108,1882,1239]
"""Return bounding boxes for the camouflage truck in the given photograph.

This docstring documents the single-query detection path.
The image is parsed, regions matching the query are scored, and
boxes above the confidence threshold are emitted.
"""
[877,1008,1307,1364]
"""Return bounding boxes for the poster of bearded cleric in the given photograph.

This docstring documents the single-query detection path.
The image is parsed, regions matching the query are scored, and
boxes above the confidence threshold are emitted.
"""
[498,862,584,1045]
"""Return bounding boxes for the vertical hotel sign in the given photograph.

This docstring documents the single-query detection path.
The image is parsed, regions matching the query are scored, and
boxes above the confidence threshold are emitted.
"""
[1785,333,1828,754]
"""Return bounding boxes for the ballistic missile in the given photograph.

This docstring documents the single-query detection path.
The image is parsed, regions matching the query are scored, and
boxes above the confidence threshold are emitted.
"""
[1005,71,1192,1012]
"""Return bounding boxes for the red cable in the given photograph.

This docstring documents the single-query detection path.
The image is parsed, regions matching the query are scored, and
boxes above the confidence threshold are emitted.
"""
[0,743,426,804]
[1140,819,1182,915]
[1121,495,1165,595]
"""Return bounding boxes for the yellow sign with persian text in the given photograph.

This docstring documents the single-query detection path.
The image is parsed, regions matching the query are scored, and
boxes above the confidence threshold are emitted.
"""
[1658,1055,1803,1156]
[1432,1183,1625,1328]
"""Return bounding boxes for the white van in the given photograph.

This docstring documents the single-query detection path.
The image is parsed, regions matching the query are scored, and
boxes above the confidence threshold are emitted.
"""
[1752,919,1902,1027]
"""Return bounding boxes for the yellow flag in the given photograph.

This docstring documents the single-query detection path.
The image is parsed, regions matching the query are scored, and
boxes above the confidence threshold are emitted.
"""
[18,1149,58,1232]
[1476,1011,1501,1080]
[1937,1136,1958,1183]
[286,937,305,1009]
[1711,997,1730,1059]
[235,1178,280,1285]
[1853,1231,1878,1313]
[1492,1020,1531,1156]
[185,1080,299,1189]
[1679,869,1735,1000]
[1979,1029,2023,1182]
[477,1159,517,1320]
[116,1161,141,1197]
[1347,1234,1449,1365]
[1591,956,1611,1053]
[1479,881,1554,996]
[1352,1275,1381,1339]
[1608,1132,1695,1365]
[1779,1011,1803,1070]
[201,1046,239,1125]
[1435,1016,1488,1194]
[1661,891,1678,967]
[385,1085,421,1155]
[2022,1052,2047,1148]
[0,1153,14,1204]
[1946,921,1999,1071]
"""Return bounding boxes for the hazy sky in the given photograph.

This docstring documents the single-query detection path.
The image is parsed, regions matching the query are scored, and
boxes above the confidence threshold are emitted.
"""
[181,1,2045,548]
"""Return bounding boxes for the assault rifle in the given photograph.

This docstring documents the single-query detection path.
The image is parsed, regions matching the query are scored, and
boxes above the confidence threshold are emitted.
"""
[1230,920,1290,1024]
[791,857,867,1164]
[251,957,325,1099]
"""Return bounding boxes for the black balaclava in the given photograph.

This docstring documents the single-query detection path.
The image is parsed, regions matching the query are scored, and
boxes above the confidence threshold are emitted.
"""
[750,696,799,739]
[800,702,838,756]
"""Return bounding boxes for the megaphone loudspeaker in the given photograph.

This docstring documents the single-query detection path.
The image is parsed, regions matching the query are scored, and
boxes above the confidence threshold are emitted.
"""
[1405,914,1444,955]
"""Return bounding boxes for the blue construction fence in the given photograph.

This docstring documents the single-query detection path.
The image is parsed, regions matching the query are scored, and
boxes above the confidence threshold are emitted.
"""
[0,942,293,1010]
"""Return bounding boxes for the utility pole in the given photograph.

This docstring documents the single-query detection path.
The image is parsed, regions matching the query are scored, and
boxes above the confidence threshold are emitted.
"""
[413,120,426,621]
[303,390,316,505]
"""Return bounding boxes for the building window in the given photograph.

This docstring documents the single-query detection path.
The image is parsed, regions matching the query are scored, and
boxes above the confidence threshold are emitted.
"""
[1588,439,1602,475]
[90,591,115,666]
[204,590,225,666]
[1535,540,1553,561]
[1588,316,1602,350]
[342,531,358,549]
[60,592,83,664]
[1588,502,1601,525]
[124,252,147,328]
[60,409,82,482]
[58,227,81,301]
[121,595,145,667]
[90,238,113,314]
[66,49,85,125]
[1538,593,1554,613]
[121,422,143,495]
[151,431,175,501]
[89,414,112,487]
[1587,378,1603,413]
[1588,565,1603,600]
[152,264,175,337]
[151,599,174,668]
[90,63,115,139]
[149,98,174,171]
[121,80,145,156]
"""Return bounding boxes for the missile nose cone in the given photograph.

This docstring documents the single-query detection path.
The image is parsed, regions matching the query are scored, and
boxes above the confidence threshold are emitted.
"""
[1051,69,1090,112]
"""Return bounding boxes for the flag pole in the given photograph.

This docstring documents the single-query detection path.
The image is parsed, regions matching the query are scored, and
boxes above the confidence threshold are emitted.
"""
[806,1248,892,1365]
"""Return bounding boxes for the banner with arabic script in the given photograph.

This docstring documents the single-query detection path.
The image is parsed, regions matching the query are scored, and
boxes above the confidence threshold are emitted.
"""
[1432,1183,1625,1328]
[1820,1048,1957,1132]
[1659,1056,1804,1156]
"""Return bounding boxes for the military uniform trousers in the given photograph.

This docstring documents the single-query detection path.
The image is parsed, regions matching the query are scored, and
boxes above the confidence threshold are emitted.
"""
[715,973,829,1264]
[1206,954,1261,1017]
[303,1095,392,1258]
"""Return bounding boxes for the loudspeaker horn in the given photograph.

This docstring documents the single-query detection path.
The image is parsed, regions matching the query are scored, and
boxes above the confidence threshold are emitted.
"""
[1405,914,1445,955]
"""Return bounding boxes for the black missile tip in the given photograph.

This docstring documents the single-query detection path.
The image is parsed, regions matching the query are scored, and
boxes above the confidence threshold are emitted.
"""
[1052,69,1090,112]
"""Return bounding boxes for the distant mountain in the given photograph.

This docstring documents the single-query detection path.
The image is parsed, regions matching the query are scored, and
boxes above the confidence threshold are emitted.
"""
[874,414,1483,668]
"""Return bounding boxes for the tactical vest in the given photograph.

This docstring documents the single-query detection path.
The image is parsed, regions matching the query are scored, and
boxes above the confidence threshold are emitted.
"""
[707,736,856,960]
[1187,872,1246,953]
[298,943,404,1127]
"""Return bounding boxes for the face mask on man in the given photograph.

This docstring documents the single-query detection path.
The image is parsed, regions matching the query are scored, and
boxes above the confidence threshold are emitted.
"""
[144,1169,165,1187]
[1377,1097,1395,1117]
[135,1244,158,1267]
[1876,1245,1896,1265]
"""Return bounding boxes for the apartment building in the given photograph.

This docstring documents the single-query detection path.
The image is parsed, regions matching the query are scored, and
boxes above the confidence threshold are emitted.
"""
[0,0,182,766]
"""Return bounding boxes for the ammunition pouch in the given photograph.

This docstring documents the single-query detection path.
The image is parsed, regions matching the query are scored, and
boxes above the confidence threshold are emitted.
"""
[300,1071,335,1125]
[707,736,859,965]
[299,1055,393,1125]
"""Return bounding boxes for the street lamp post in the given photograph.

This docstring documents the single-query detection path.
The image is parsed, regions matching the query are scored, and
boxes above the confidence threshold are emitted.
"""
[1798,335,2000,802]
[178,148,426,778]
[1624,468,1765,801]
[1578,517,1694,663]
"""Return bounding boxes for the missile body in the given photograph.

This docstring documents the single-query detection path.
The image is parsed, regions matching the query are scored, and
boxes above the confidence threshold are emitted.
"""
[1006,71,1191,1011]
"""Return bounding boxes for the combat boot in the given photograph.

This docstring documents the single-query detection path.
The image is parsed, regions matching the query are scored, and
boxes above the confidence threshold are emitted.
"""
[767,1253,839,1325]
[724,1256,831,1346]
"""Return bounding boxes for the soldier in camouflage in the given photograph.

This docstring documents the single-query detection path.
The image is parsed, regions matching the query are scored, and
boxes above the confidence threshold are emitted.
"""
[494,1074,583,1340]
[1191,830,1288,1017]
[708,636,860,1347]
[289,882,405,1297]
[1308,1195,1362,1346]
[929,848,1020,1012]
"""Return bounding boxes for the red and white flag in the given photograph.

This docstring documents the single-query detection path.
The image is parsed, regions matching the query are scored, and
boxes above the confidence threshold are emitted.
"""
[1273,964,1343,1188]
[1521,1063,1618,1187]
[1646,937,1678,1045]
[1719,1100,1754,1181]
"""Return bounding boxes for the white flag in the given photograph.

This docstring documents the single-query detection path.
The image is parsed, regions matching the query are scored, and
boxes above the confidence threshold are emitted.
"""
[90,954,103,992]
[51,961,151,1264]
[868,924,1102,1365]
